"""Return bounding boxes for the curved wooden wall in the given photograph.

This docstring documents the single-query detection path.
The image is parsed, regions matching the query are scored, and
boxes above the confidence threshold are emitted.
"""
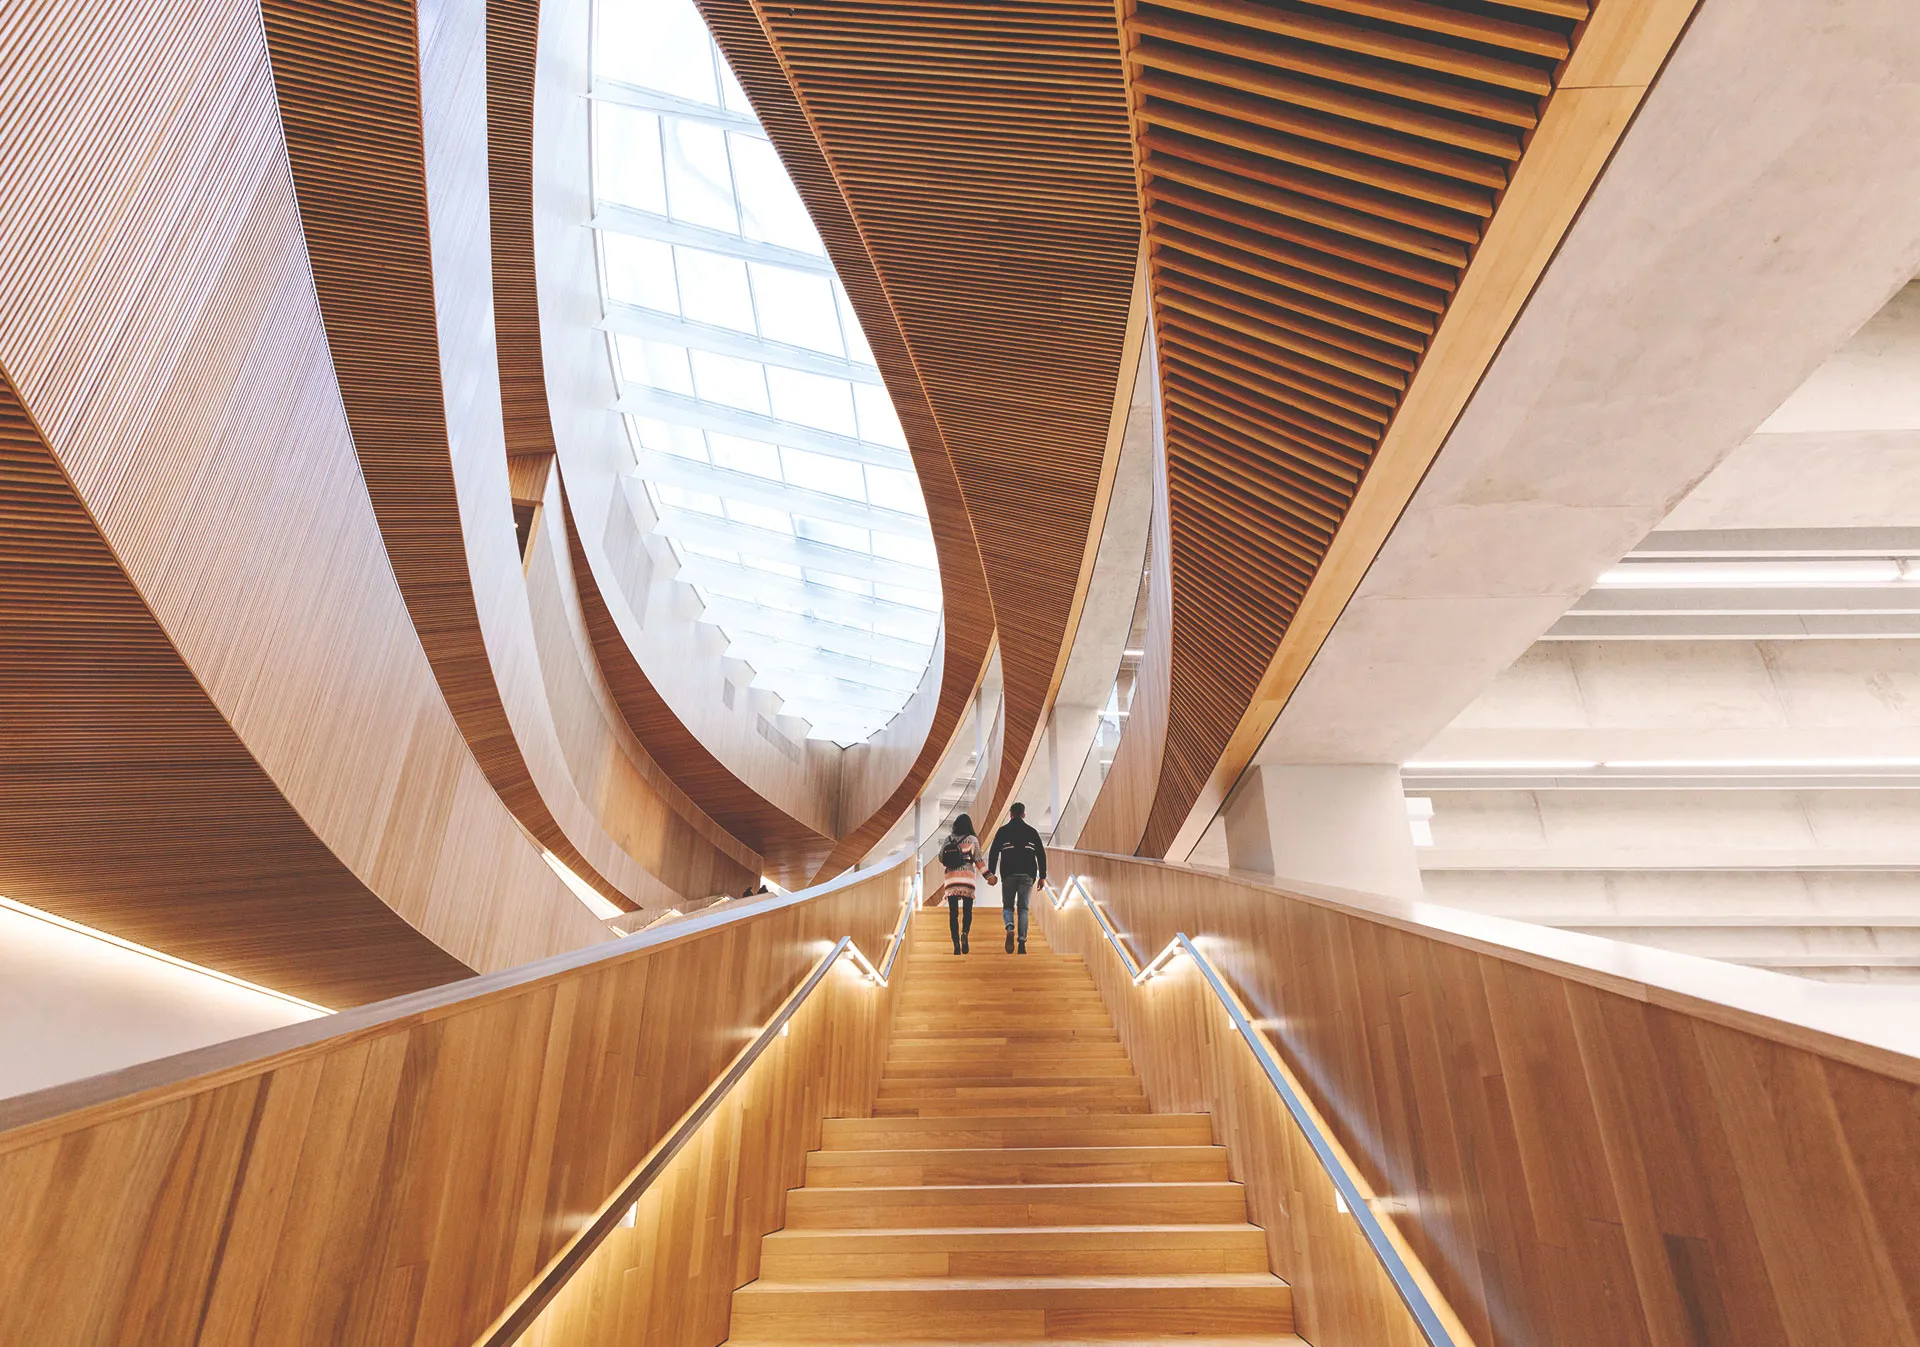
[0,0,612,1003]
[0,369,471,1006]
[0,860,911,1347]
[257,0,680,910]
[565,492,840,882]
[1058,850,1920,1347]
[522,477,762,902]
[701,0,1141,824]
[1120,0,1699,856]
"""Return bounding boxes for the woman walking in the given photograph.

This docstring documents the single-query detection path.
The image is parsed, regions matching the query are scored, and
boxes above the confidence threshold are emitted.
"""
[939,812,985,955]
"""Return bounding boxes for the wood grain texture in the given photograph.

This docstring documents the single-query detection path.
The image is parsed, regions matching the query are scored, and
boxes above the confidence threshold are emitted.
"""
[258,0,677,909]
[1054,849,1920,1347]
[513,917,908,1345]
[1037,878,1460,1347]
[1123,0,1698,856]
[0,860,912,1347]
[0,0,611,1000]
[717,910,1298,1343]
[0,365,473,1006]
[701,0,1141,823]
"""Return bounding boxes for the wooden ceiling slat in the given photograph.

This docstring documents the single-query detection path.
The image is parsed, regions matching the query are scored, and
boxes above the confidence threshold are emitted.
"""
[1128,70,1505,195]
[1146,0,1558,92]
[1154,218,1438,331]
[1129,9,1541,127]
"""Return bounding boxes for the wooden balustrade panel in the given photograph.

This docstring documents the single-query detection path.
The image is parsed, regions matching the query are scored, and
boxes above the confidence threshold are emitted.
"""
[517,924,907,1346]
[1036,887,1433,1347]
[1055,850,1920,1347]
[0,863,910,1347]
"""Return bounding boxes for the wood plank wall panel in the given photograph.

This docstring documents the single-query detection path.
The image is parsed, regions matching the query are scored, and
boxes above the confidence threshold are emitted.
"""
[0,862,911,1347]
[1037,878,1438,1347]
[0,0,610,1000]
[1056,849,1920,1347]
[257,0,672,909]
[1121,0,1694,855]
[707,0,1141,823]
[0,367,474,1005]
[524,479,762,903]
[687,0,997,878]
[517,914,905,1346]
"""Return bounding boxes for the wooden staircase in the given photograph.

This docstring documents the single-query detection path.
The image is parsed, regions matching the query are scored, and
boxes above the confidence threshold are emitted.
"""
[725,909,1301,1343]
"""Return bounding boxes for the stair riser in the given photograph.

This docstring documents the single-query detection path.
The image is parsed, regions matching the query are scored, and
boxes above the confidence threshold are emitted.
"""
[784,1186,1248,1229]
[729,1295,1293,1340]
[760,1244,1272,1279]
[820,1117,1214,1150]
[806,1159,1229,1186]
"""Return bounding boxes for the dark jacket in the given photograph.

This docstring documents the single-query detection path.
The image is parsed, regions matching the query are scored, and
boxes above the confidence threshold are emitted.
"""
[987,818,1047,882]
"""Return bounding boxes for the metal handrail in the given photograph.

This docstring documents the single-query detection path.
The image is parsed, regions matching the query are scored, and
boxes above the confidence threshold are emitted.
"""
[482,881,915,1344]
[1040,877,1462,1347]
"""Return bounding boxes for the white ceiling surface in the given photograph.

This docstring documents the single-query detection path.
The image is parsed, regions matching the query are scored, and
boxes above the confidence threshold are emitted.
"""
[588,0,940,746]
[1248,0,1920,770]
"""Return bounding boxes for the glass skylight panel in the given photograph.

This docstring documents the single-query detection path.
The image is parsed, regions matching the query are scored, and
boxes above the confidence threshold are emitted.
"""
[592,0,941,746]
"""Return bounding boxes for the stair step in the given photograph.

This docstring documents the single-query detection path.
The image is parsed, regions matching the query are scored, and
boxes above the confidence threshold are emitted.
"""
[758,1224,1272,1278]
[784,1182,1247,1229]
[821,1115,1214,1150]
[882,1059,1138,1080]
[727,1273,1293,1340]
[806,1145,1229,1187]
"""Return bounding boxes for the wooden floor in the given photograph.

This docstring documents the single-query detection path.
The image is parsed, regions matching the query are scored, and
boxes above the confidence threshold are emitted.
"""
[725,909,1300,1343]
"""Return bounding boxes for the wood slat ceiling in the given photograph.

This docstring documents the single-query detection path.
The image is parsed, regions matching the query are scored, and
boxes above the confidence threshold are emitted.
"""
[0,364,474,1006]
[1126,0,1590,853]
[709,0,1144,825]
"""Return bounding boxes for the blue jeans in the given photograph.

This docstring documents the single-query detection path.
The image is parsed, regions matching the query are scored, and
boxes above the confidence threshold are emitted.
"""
[1001,874,1034,939]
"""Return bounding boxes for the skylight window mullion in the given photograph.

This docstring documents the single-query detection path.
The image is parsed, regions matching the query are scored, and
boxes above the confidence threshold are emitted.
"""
[592,207,831,274]
[619,387,912,470]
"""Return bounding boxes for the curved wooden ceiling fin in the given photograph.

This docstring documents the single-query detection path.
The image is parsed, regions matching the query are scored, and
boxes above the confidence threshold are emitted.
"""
[691,0,996,873]
[0,364,474,1007]
[1122,0,1700,858]
[706,0,1144,838]
[257,0,656,909]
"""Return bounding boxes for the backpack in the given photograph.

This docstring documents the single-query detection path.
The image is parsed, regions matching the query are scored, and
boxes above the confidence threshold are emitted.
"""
[939,835,970,870]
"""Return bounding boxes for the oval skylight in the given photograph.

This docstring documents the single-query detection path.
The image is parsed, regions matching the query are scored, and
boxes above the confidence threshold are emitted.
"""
[588,0,942,747]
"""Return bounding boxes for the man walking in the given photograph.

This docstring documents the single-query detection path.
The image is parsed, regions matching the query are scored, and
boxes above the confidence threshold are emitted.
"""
[985,802,1047,954]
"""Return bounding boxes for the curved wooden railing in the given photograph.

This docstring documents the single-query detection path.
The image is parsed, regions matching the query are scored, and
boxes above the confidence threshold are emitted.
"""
[1041,849,1920,1347]
[0,856,916,1347]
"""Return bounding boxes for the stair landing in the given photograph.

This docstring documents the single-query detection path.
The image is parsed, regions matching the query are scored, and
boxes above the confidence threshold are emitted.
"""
[725,911,1300,1343]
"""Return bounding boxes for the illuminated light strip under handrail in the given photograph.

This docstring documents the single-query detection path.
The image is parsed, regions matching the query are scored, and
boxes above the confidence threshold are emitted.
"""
[479,893,908,1345]
[1040,877,1463,1347]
